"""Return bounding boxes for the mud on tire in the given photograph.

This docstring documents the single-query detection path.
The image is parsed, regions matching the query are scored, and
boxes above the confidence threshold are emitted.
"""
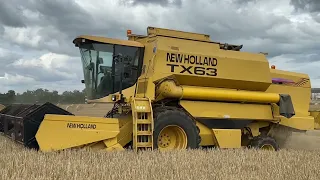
[248,134,280,151]
[153,107,201,149]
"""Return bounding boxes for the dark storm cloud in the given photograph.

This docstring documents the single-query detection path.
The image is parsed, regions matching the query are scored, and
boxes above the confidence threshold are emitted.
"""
[22,0,96,52]
[0,1,25,27]
[0,0,130,57]
[22,0,94,36]
[290,0,320,22]
[290,0,320,12]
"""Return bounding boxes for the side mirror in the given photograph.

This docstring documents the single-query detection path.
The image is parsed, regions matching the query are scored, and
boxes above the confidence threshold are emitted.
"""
[81,80,85,83]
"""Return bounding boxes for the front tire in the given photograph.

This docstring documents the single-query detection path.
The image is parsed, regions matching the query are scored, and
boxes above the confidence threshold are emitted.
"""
[153,108,201,151]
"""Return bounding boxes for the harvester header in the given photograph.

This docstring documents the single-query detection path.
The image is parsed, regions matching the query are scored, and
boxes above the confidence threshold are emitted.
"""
[0,26,318,153]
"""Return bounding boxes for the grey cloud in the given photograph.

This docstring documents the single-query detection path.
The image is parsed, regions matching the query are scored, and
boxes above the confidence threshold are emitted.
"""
[233,0,257,5]
[290,0,320,12]
[0,1,26,27]
[275,53,320,64]
[156,1,303,58]
[0,25,4,36]
[18,69,74,82]
[0,52,82,84]
[0,51,23,76]
[6,64,78,83]
[1,0,319,59]
[0,0,130,57]
[1,0,320,92]
[290,0,320,23]
[0,0,317,59]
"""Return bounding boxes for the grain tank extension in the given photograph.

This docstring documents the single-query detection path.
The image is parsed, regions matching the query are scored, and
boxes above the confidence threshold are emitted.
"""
[0,26,318,152]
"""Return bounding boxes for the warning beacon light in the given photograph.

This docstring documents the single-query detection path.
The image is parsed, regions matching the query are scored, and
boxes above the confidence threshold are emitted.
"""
[127,29,132,36]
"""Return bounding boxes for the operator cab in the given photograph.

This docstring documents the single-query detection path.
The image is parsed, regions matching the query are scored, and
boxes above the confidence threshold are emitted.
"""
[73,35,145,100]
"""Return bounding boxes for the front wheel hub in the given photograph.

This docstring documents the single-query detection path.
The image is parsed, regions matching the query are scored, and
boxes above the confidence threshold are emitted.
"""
[157,125,187,151]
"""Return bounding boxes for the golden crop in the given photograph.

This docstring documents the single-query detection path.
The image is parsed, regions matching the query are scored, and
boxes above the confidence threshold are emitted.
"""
[1,136,320,180]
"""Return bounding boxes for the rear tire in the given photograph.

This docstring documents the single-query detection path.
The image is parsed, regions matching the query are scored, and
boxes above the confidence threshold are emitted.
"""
[153,108,201,151]
[248,134,279,151]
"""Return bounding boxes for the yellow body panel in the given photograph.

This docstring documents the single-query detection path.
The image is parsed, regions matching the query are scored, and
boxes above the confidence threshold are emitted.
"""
[266,83,310,117]
[196,120,272,147]
[35,114,120,152]
[180,100,274,120]
[276,115,315,130]
[103,138,125,151]
[87,85,137,104]
[150,37,272,92]
[212,129,242,148]
[116,115,134,147]
[195,121,215,146]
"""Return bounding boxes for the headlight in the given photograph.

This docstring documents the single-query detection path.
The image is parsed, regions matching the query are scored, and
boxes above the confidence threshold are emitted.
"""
[136,106,146,110]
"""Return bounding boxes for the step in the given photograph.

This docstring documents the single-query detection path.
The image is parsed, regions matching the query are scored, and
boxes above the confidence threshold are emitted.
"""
[137,142,153,147]
[137,131,153,136]
[137,120,152,124]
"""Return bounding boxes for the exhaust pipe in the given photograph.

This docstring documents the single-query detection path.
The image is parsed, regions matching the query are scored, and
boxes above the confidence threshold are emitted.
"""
[0,102,73,150]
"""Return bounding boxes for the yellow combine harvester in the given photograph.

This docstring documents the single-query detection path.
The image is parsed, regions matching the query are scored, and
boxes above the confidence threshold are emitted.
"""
[1,27,319,152]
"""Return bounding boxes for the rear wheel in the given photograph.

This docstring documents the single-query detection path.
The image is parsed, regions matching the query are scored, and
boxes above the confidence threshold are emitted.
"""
[248,134,279,151]
[153,108,201,151]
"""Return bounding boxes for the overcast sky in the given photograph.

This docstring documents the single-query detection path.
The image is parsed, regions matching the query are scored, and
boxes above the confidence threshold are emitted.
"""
[0,0,319,93]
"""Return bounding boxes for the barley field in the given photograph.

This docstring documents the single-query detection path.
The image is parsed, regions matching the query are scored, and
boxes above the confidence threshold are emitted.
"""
[1,135,320,180]
[1,103,320,180]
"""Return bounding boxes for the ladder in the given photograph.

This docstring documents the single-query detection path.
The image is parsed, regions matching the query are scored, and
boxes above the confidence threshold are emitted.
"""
[131,97,154,151]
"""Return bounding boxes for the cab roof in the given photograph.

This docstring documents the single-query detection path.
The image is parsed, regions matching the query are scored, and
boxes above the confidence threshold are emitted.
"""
[73,35,144,48]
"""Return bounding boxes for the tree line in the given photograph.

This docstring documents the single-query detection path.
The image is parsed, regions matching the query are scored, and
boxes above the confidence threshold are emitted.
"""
[0,88,86,105]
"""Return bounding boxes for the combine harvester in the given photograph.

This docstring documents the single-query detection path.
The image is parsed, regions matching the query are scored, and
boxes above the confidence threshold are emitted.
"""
[0,27,319,152]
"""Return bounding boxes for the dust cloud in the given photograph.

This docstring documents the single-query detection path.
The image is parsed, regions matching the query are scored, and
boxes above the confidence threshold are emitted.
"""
[271,125,320,151]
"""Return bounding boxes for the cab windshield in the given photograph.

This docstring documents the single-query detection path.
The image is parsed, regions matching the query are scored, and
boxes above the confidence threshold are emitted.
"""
[79,42,144,100]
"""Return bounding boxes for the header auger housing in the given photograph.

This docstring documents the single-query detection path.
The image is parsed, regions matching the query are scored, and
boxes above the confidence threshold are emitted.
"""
[1,26,319,152]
